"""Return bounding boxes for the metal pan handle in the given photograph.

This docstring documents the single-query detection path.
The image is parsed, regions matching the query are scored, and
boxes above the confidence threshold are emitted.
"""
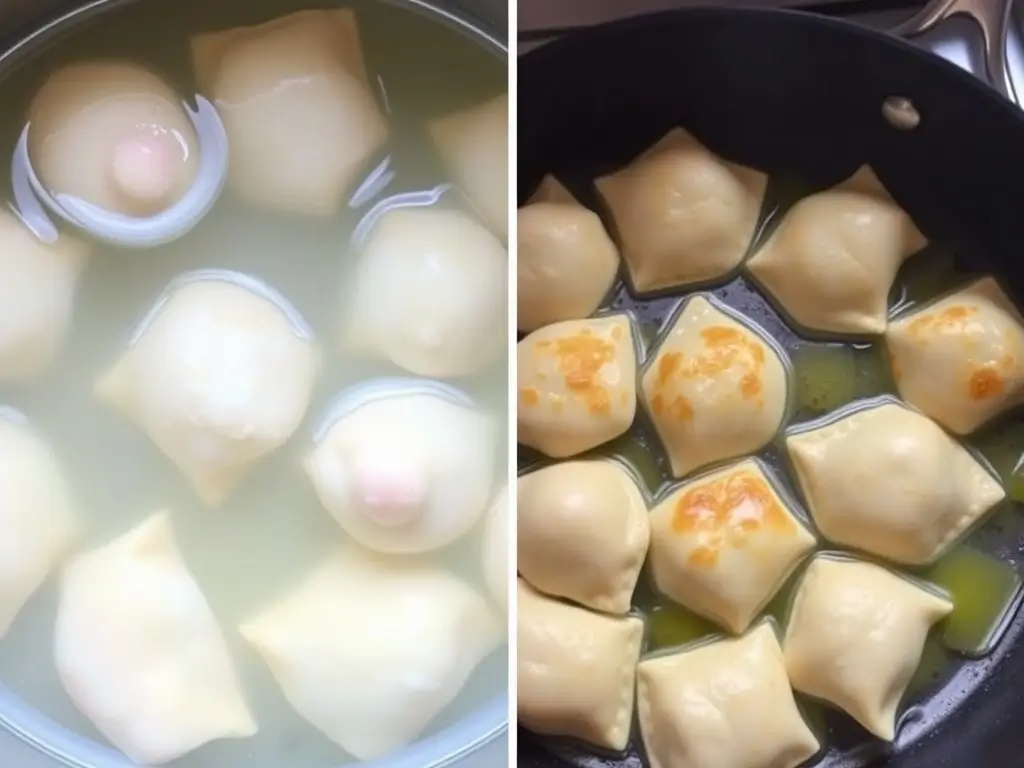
[890,0,1018,104]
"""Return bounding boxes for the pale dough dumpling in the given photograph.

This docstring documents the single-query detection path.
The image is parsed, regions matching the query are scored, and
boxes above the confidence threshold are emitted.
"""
[518,579,642,751]
[96,271,318,506]
[648,459,816,633]
[518,460,649,614]
[0,412,77,637]
[642,296,788,478]
[787,400,1005,565]
[55,512,256,765]
[28,61,199,217]
[595,128,766,293]
[429,93,508,238]
[783,555,952,740]
[347,207,507,377]
[746,165,927,335]
[518,175,619,331]
[191,9,389,216]
[0,210,88,380]
[518,314,637,458]
[638,621,820,768]
[887,276,1024,434]
[481,486,508,611]
[304,378,496,553]
[241,547,502,761]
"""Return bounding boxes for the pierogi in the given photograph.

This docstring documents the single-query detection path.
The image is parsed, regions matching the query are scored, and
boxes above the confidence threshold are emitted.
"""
[648,459,816,633]
[783,555,953,740]
[518,176,620,332]
[346,206,507,377]
[55,512,256,765]
[518,314,638,458]
[95,272,318,506]
[241,547,502,761]
[638,621,820,768]
[518,460,649,615]
[0,211,89,380]
[746,165,927,335]
[787,400,1005,565]
[429,93,508,238]
[28,61,199,217]
[887,276,1024,434]
[191,9,389,216]
[0,411,78,638]
[304,378,496,554]
[480,486,508,611]
[642,296,789,477]
[518,579,643,751]
[595,128,766,293]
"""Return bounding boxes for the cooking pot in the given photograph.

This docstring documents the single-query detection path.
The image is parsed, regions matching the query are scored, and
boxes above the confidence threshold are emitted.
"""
[0,0,508,767]
[518,0,1024,766]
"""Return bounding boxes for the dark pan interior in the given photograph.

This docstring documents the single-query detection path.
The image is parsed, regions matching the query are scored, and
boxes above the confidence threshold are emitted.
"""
[517,8,1024,768]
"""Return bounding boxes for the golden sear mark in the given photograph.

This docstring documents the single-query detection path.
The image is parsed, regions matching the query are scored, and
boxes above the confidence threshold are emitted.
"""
[519,386,540,407]
[650,325,767,419]
[671,470,796,568]
[906,304,1017,401]
[532,327,619,415]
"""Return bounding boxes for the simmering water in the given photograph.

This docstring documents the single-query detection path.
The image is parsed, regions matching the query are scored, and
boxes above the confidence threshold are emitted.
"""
[0,1,507,766]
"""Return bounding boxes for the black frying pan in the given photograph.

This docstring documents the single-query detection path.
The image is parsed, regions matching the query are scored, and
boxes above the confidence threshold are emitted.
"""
[518,2,1024,766]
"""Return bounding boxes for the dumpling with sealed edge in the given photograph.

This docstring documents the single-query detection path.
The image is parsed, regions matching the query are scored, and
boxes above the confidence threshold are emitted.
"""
[518,579,643,752]
[346,206,507,378]
[786,398,1005,566]
[304,378,496,554]
[0,409,78,638]
[887,276,1024,435]
[745,165,927,335]
[518,459,649,615]
[480,486,508,611]
[429,93,508,238]
[638,620,820,768]
[642,295,789,478]
[241,546,502,762]
[595,127,766,293]
[55,512,257,766]
[0,209,89,380]
[648,458,816,634]
[191,9,389,217]
[518,175,620,332]
[518,314,638,458]
[95,270,318,507]
[782,554,952,741]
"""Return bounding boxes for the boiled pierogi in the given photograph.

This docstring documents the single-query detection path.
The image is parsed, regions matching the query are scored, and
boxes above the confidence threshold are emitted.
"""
[481,487,508,611]
[430,93,508,237]
[55,512,256,765]
[95,271,318,506]
[518,175,619,331]
[0,210,88,380]
[642,296,789,477]
[595,128,766,293]
[648,459,816,633]
[518,314,637,458]
[346,206,507,377]
[305,378,496,553]
[746,165,927,335]
[887,276,1024,434]
[787,400,1005,565]
[191,9,389,216]
[241,547,502,761]
[0,412,77,637]
[28,61,199,216]
[518,579,643,751]
[638,621,820,768]
[783,555,952,740]
[518,460,649,614]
